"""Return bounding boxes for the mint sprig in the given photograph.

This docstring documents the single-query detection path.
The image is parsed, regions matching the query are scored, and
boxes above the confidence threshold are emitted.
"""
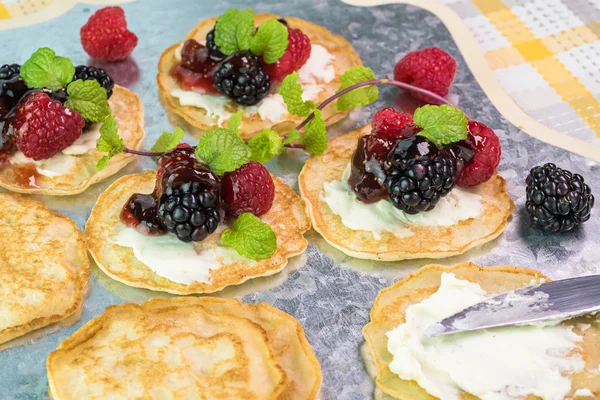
[250,19,289,64]
[414,104,468,145]
[221,213,277,260]
[215,8,288,63]
[248,128,284,163]
[195,128,251,175]
[336,66,378,111]
[279,72,317,117]
[65,79,111,122]
[151,127,185,153]
[20,47,74,92]
[96,116,124,171]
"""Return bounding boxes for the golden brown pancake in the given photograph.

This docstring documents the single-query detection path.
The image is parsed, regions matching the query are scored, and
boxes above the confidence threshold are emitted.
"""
[157,13,362,140]
[299,125,515,261]
[85,169,310,294]
[0,85,145,195]
[47,297,321,400]
[0,194,89,345]
[362,262,600,399]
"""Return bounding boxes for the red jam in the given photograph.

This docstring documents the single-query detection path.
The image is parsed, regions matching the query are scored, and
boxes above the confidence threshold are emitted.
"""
[171,39,221,94]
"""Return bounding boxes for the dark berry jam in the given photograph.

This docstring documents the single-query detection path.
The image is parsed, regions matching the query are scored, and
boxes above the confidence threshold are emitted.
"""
[440,140,475,177]
[349,135,394,204]
[171,39,221,94]
[121,193,167,235]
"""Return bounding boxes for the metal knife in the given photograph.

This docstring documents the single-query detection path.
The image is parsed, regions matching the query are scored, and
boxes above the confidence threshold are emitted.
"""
[425,274,600,338]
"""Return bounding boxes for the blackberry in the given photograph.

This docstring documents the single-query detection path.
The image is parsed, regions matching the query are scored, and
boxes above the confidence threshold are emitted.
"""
[214,51,271,106]
[157,164,222,242]
[384,136,454,214]
[1,64,29,120]
[73,65,115,99]
[0,64,20,81]
[205,28,226,62]
[526,163,594,233]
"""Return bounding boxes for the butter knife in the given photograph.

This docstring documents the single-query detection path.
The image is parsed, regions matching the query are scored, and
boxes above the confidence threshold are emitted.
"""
[425,274,600,338]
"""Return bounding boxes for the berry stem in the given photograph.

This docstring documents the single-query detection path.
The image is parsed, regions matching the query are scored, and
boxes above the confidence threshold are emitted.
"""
[284,143,306,150]
[123,148,165,157]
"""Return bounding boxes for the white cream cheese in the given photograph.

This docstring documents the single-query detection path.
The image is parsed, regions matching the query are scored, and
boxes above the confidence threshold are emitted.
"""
[320,164,483,239]
[574,389,594,397]
[386,273,585,400]
[61,124,101,155]
[169,44,334,126]
[112,227,253,285]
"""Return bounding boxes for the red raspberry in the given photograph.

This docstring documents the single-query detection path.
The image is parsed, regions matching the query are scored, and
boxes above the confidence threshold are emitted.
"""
[263,27,311,82]
[80,6,138,62]
[371,107,415,140]
[455,120,502,187]
[393,47,457,102]
[222,161,275,218]
[12,92,84,161]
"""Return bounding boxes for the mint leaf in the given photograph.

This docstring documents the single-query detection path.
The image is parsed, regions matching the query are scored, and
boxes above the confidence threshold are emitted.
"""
[215,9,255,55]
[250,19,289,64]
[65,79,111,122]
[195,128,251,175]
[95,116,124,171]
[301,110,327,155]
[221,213,277,260]
[283,129,300,145]
[336,66,378,111]
[20,47,74,91]
[248,128,284,163]
[151,127,185,153]
[279,72,317,117]
[414,104,468,146]
[227,110,244,135]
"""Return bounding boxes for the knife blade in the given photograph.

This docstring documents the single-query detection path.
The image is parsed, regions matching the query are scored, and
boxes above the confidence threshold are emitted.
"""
[425,274,600,338]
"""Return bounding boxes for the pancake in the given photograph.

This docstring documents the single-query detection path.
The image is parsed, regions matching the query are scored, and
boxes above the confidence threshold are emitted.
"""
[157,13,362,140]
[47,297,321,400]
[0,85,145,195]
[362,262,600,399]
[299,125,515,261]
[0,194,89,345]
[85,170,311,294]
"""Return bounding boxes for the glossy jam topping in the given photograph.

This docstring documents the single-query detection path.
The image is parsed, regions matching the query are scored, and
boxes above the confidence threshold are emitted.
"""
[121,193,166,235]
[349,134,394,204]
[172,39,221,94]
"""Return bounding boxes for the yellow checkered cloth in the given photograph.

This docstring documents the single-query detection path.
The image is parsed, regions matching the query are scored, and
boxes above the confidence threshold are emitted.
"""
[0,0,50,18]
[444,0,600,143]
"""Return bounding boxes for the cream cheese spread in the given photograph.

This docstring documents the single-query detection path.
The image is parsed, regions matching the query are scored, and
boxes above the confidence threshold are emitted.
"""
[320,164,483,239]
[112,227,253,285]
[170,44,335,126]
[386,273,586,400]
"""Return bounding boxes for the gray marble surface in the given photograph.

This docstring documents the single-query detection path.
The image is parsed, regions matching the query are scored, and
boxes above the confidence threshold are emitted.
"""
[1,0,599,399]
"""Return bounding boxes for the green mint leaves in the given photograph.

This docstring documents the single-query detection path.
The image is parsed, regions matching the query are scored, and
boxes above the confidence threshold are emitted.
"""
[20,47,74,92]
[221,213,277,260]
[336,66,378,111]
[248,128,284,163]
[279,72,317,117]
[151,127,185,153]
[215,9,288,63]
[226,110,244,134]
[414,104,468,145]
[65,80,111,122]
[250,19,289,64]
[96,116,124,171]
[300,110,327,155]
[195,128,251,175]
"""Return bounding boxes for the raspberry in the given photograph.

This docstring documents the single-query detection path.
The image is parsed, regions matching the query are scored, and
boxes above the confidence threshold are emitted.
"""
[371,107,416,140]
[222,161,275,218]
[12,92,84,161]
[80,6,138,62]
[393,47,457,102]
[454,121,501,187]
[262,25,311,82]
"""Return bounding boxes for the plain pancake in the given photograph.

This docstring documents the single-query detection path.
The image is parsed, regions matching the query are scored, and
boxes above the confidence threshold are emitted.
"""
[85,170,311,294]
[0,85,145,195]
[0,194,89,345]
[157,14,362,140]
[47,298,288,400]
[362,262,600,399]
[299,125,515,261]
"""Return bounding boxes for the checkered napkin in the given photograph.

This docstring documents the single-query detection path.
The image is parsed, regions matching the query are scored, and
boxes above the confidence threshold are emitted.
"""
[443,0,600,144]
